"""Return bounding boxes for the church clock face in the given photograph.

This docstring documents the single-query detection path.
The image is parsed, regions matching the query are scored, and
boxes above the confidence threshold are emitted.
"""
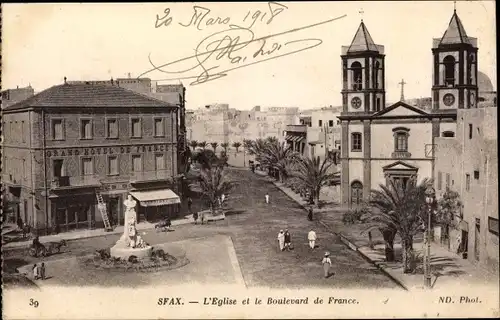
[351,97,362,109]
[443,93,455,107]
[470,92,476,107]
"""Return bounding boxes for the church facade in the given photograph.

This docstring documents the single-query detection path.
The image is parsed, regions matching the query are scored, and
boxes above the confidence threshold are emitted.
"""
[339,11,479,207]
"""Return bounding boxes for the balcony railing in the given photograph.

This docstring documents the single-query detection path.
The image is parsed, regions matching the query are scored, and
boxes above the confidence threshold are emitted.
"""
[285,125,307,133]
[130,170,173,183]
[51,175,101,189]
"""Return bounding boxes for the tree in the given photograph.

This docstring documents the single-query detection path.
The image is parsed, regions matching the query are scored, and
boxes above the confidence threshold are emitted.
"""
[265,136,278,144]
[210,142,218,151]
[291,156,338,208]
[362,178,430,273]
[198,166,232,215]
[191,149,220,170]
[221,142,229,153]
[189,140,198,150]
[435,188,462,245]
[232,142,242,153]
[198,141,207,150]
[243,139,253,154]
[259,140,297,183]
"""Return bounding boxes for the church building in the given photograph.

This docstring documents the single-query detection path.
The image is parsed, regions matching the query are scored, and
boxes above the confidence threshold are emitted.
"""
[339,10,479,207]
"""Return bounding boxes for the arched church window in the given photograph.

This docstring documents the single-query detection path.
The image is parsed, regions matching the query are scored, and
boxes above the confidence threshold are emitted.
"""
[351,61,363,91]
[443,55,456,86]
[468,54,475,84]
[374,61,380,88]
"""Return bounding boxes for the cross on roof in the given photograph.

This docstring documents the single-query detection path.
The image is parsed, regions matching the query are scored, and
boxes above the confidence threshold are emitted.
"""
[454,1,457,12]
[359,8,364,21]
[399,79,407,101]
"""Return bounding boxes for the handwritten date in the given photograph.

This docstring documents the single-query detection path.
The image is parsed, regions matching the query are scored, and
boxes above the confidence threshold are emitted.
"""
[155,2,288,30]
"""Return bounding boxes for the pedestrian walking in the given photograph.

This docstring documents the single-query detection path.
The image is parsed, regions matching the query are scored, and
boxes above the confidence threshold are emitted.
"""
[308,229,317,249]
[322,252,332,278]
[265,193,270,204]
[200,211,205,225]
[193,211,198,224]
[308,207,313,221]
[277,230,285,251]
[187,197,193,213]
[32,264,39,280]
[284,229,291,250]
[17,216,23,231]
[40,262,46,280]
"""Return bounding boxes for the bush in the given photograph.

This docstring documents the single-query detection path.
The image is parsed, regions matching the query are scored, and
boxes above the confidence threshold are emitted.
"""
[342,208,368,225]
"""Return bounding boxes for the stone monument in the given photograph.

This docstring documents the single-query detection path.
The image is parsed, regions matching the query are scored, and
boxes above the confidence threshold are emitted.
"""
[110,194,152,259]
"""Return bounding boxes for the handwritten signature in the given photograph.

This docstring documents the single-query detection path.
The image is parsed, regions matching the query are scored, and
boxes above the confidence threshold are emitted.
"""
[141,14,347,86]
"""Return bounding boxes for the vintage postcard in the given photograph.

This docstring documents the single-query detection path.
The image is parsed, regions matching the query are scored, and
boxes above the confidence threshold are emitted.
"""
[1,1,498,319]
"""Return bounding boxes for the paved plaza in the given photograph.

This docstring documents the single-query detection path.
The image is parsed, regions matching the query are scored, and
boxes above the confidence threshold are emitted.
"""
[4,168,398,290]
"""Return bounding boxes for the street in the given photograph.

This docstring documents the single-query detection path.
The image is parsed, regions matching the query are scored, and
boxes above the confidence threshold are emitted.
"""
[4,168,398,289]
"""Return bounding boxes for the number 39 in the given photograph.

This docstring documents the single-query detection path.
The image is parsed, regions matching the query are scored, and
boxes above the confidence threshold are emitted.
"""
[29,298,39,308]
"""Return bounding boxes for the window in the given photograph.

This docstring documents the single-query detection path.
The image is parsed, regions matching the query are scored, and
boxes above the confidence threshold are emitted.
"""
[376,98,381,111]
[53,159,64,177]
[473,170,479,180]
[154,118,164,137]
[395,132,408,151]
[318,120,323,127]
[351,132,362,151]
[336,120,341,125]
[443,55,456,86]
[21,121,25,143]
[132,155,142,172]
[328,120,334,127]
[155,154,165,171]
[465,173,471,191]
[374,61,380,88]
[107,119,118,139]
[108,156,118,175]
[437,171,442,190]
[52,119,64,140]
[393,127,410,153]
[131,118,142,138]
[468,124,473,139]
[442,131,455,137]
[446,173,451,188]
[81,157,93,176]
[351,61,363,90]
[80,119,93,139]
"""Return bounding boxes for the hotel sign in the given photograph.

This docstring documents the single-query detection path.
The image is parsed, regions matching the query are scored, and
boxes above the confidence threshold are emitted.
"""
[45,144,168,157]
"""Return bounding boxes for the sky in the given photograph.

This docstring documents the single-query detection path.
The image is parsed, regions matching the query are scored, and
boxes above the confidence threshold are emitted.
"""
[2,1,496,110]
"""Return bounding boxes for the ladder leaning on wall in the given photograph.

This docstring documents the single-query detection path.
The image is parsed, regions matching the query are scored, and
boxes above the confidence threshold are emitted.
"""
[96,191,112,231]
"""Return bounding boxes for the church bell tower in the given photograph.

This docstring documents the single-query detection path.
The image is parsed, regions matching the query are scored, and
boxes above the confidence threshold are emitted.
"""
[341,20,386,114]
[431,9,479,111]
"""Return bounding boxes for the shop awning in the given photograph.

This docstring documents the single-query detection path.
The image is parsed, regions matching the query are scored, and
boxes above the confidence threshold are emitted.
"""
[130,189,181,207]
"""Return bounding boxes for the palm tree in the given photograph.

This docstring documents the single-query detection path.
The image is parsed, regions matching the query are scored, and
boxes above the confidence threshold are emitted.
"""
[189,140,198,151]
[198,166,232,215]
[265,136,278,144]
[198,141,207,150]
[220,142,229,153]
[291,156,338,208]
[243,139,253,154]
[259,140,297,183]
[362,178,430,273]
[232,142,242,153]
[210,142,218,151]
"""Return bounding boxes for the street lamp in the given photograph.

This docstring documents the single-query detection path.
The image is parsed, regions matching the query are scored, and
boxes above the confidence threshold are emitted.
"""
[424,184,436,289]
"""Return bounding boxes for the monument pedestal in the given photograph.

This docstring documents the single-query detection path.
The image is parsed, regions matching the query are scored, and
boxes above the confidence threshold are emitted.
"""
[110,243,153,260]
